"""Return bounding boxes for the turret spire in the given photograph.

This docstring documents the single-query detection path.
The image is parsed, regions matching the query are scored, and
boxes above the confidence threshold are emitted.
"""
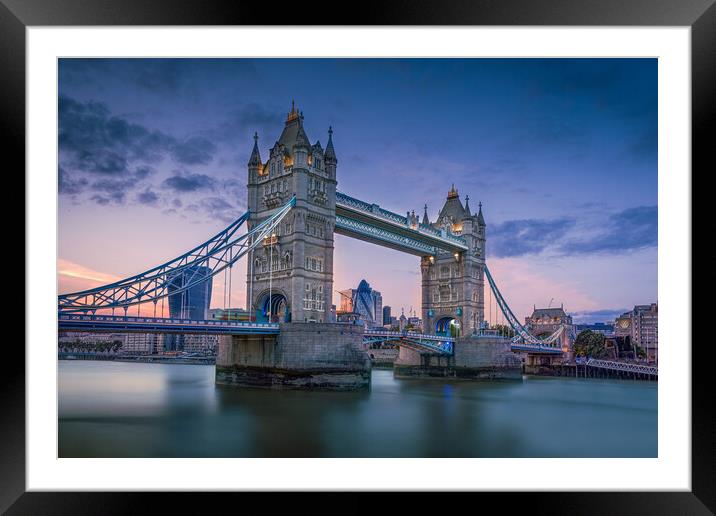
[248,131,261,167]
[447,183,459,199]
[422,204,430,225]
[287,100,299,122]
[477,201,486,226]
[464,195,471,216]
[325,125,337,162]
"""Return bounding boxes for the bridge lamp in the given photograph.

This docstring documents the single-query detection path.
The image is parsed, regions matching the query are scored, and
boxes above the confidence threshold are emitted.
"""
[454,252,460,261]
[429,256,435,264]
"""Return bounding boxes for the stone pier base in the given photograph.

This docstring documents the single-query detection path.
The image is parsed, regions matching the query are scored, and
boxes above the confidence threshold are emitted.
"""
[394,335,522,381]
[215,323,371,391]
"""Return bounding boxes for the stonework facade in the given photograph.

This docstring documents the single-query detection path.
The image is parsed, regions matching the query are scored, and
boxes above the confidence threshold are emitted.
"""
[525,306,575,354]
[420,185,486,337]
[246,104,337,324]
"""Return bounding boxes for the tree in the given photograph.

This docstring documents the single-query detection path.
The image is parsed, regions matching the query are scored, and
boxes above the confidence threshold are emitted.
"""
[574,330,608,358]
[491,323,515,338]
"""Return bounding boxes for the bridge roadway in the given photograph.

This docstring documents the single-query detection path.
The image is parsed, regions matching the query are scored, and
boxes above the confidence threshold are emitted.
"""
[58,314,280,335]
[335,191,468,256]
[59,315,566,358]
[57,315,455,353]
[363,328,455,354]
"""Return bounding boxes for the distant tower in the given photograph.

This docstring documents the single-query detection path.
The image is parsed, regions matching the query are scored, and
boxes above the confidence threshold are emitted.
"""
[246,103,337,323]
[421,185,486,335]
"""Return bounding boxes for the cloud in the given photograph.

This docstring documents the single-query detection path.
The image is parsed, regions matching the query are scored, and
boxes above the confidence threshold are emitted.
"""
[205,102,285,148]
[199,197,242,223]
[560,206,657,255]
[88,177,140,205]
[58,257,121,294]
[487,257,599,321]
[59,95,174,176]
[59,96,219,205]
[162,172,216,193]
[137,189,160,206]
[58,167,88,194]
[170,136,217,165]
[90,194,112,206]
[570,308,630,324]
[489,218,575,258]
[133,165,155,180]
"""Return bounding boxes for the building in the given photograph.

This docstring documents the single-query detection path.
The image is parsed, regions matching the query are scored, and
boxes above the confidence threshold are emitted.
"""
[614,312,633,338]
[615,303,658,361]
[420,185,486,336]
[181,334,219,354]
[525,305,575,354]
[165,265,213,351]
[122,333,164,355]
[382,306,392,327]
[574,322,615,337]
[398,309,408,331]
[245,103,337,324]
[338,279,383,328]
[167,265,212,320]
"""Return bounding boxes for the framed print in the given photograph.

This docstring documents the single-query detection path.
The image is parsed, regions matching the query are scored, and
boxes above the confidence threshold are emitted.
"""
[4,0,711,512]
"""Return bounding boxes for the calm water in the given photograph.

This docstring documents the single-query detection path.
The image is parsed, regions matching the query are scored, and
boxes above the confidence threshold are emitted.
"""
[58,361,657,457]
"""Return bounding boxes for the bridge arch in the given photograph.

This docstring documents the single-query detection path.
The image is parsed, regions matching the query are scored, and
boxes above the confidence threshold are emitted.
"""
[435,315,462,337]
[255,289,291,323]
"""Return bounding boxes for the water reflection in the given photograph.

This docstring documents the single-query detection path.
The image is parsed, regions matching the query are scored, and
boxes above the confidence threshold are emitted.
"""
[58,361,657,458]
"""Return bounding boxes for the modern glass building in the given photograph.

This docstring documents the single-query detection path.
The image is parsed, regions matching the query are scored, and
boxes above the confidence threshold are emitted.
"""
[167,265,212,320]
[164,265,212,351]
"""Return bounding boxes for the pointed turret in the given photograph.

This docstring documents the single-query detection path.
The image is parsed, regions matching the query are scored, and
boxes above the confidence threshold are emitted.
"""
[278,101,311,152]
[422,204,430,225]
[287,99,299,122]
[464,195,471,217]
[436,184,467,227]
[325,126,337,162]
[248,132,261,167]
[477,201,486,226]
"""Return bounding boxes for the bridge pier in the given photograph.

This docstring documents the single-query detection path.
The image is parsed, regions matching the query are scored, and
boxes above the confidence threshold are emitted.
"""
[394,335,522,380]
[215,322,371,390]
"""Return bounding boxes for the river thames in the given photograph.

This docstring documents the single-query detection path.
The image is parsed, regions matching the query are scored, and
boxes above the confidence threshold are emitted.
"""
[58,361,657,458]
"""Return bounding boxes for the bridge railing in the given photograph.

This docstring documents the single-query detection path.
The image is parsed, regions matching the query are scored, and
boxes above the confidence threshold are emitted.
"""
[584,358,658,376]
[58,314,279,330]
[363,328,455,342]
[336,191,468,250]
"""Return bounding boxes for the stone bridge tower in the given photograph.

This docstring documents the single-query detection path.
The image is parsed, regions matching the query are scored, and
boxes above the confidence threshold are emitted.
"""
[420,185,486,336]
[246,103,337,323]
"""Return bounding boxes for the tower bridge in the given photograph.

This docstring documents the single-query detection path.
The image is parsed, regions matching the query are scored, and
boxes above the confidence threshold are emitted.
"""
[58,104,572,389]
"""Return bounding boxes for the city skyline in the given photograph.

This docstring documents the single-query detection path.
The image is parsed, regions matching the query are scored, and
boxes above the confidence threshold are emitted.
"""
[58,58,657,323]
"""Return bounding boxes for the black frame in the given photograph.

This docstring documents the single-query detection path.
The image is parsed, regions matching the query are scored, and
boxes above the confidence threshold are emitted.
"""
[3,0,710,512]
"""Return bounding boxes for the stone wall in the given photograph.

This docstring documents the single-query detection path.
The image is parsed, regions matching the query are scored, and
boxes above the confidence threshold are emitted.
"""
[394,335,522,381]
[365,348,399,368]
[215,322,370,390]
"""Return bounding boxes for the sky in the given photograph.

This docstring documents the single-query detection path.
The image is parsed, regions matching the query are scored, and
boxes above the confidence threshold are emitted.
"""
[57,58,657,324]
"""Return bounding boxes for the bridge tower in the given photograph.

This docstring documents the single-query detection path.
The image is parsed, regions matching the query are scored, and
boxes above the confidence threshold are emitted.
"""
[420,185,486,336]
[246,103,336,324]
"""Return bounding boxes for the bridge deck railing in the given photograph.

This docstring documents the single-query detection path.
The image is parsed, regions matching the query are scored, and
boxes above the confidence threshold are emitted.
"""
[58,314,279,330]
[583,358,658,375]
[336,192,468,249]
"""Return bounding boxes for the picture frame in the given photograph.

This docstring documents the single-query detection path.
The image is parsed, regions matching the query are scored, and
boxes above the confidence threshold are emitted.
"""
[4,0,709,510]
